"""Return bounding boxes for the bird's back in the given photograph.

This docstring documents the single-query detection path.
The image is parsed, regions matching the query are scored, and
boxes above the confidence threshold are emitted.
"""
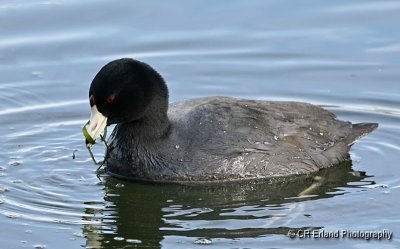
[161,97,377,182]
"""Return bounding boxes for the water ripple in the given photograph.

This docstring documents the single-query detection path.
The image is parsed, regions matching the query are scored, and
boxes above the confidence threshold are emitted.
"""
[0,99,86,116]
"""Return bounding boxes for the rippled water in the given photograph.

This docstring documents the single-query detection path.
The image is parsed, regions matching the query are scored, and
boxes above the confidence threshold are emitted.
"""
[0,1,399,248]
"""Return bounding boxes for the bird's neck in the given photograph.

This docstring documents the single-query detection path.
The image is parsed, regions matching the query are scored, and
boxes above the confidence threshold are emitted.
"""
[119,94,170,141]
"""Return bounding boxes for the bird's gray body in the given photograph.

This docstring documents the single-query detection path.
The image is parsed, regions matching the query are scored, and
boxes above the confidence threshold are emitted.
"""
[105,96,377,183]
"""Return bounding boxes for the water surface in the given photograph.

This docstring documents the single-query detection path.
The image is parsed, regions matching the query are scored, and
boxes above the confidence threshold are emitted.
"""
[0,1,399,248]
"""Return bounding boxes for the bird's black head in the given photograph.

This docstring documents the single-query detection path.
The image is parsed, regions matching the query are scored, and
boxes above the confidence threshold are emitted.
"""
[89,58,168,125]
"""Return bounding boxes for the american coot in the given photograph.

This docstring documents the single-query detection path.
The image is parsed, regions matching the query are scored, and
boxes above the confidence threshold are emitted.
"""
[84,58,377,183]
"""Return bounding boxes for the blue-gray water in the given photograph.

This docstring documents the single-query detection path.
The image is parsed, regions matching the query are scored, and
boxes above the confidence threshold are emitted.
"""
[0,1,399,248]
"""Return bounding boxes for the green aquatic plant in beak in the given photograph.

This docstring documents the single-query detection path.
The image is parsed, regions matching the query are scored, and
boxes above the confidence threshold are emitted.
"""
[82,120,108,167]
[82,102,110,167]
[82,120,107,146]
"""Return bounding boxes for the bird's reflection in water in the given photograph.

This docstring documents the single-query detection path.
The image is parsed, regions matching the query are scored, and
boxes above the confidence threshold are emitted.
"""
[82,160,374,248]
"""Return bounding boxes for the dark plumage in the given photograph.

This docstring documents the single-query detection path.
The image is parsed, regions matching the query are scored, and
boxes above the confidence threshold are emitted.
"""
[85,58,377,183]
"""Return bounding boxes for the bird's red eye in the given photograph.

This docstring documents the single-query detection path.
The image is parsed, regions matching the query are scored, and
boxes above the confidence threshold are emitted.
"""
[106,95,116,104]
